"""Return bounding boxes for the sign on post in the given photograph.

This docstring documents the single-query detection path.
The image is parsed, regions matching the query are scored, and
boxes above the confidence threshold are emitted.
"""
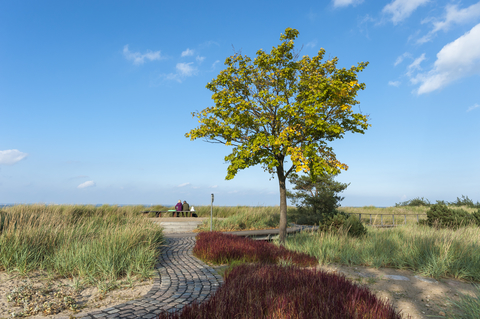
[210,193,214,231]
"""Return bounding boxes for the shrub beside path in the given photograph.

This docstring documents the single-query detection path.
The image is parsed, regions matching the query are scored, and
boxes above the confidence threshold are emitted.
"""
[77,234,223,319]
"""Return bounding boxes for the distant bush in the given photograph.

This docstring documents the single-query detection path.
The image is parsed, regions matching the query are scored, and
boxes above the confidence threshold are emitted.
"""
[396,195,480,208]
[426,204,477,229]
[395,197,431,207]
[193,231,317,267]
[320,212,367,237]
[156,263,402,319]
[450,195,480,208]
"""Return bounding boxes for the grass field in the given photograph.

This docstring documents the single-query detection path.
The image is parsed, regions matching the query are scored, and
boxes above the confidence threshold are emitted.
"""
[2,203,479,317]
[0,204,163,281]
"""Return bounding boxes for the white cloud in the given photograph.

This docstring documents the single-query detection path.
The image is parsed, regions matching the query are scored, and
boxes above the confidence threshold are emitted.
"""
[332,0,363,8]
[413,23,480,94]
[181,48,195,57]
[306,40,317,48]
[78,181,96,189]
[406,53,426,77]
[418,2,480,43]
[176,62,197,76]
[394,52,412,66]
[467,103,480,112]
[389,81,401,87]
[211,185,218,188]
[0,149,28,165]
[123,45,163,65]
[383,0,430,25]
[163,63,198,83]
[196,56,205,63]
[212,60,220,69]
[177,182,190,187]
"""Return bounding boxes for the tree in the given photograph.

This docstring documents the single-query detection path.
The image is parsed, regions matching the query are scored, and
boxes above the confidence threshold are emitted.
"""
[186,28,370,245]
[287,173,349,223]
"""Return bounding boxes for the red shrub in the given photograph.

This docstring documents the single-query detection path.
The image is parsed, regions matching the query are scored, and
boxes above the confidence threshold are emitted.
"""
[193,231,317,267]
[156,263,405,319]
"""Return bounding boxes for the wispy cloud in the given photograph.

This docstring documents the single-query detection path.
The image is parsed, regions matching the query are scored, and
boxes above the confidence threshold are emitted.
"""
[383,0,430,25]
[212,60,220,70]
[306,40,317,48]
[418,2,480,44]
[394,52,412,66]
[332,0,364,8]
[176,62,196,76]
[388,81,401,87]
[123,45,164,65]
[177,182,191,187]
[0,149,28,165]
[406,53,426,77]
[412,23,480,94]
[467,103,480,112]
[196,56,205,63]
[211,185,218,188]
[181,48,195,57]
[164,63,198,83]
[78,181,96,189]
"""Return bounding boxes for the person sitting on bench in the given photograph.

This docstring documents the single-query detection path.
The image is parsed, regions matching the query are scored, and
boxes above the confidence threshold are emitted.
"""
[182,200,190,217]
[175,200,183,217]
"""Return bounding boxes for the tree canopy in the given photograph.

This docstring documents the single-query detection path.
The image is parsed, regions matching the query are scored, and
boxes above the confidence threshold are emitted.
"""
[186,28,370,244]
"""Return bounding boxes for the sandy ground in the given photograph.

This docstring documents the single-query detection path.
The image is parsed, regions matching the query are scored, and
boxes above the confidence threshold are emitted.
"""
[0,271,153,319]
[314,264,478,319]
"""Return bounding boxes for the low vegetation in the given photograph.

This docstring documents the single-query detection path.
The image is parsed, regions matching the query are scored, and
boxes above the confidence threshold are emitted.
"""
[156,263,402,319]
[447,284,480,319]
[193,231,317,267]
[0,204,163,280]
[422,203,480,229]
[281,224,480,282]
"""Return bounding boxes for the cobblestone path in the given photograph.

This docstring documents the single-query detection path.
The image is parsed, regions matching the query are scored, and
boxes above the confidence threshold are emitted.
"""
[79,236,223,319]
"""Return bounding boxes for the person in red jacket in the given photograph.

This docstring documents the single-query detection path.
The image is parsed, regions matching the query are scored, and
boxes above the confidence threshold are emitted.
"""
[175,200,183,217]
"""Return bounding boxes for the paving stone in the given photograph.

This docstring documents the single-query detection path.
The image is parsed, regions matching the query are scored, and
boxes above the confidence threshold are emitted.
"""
[81,236,223,318]
[414,275,438,283]
[385,275,410,281]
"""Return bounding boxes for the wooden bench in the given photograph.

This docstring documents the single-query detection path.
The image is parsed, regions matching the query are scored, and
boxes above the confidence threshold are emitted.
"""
[142,210,195,218]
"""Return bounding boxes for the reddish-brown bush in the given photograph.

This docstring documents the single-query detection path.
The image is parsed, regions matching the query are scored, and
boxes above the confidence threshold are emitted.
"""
[193,231,317,267]
[156,263,404,319]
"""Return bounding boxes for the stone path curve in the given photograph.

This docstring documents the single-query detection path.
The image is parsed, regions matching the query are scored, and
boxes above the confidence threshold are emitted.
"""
[79,236,223,319]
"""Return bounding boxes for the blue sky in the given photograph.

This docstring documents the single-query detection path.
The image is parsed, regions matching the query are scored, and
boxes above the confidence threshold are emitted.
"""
[1,0,479,207]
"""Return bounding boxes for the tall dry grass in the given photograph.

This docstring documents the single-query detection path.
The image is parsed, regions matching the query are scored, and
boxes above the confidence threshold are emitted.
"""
[0,204,163,281]
[282,224,480,282]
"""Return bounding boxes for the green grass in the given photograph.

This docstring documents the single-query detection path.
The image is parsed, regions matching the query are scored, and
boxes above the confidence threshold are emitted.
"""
[0,204,163,281]
[447,284,480,319]
[191,205,288,218]
[280,224,480,282]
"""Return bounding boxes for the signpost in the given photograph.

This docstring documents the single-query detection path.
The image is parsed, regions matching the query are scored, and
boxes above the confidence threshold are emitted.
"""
[210,193,214,231]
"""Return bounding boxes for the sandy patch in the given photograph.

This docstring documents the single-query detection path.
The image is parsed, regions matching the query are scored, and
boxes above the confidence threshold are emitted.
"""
[0,271,153,319]
[315,264,478,319]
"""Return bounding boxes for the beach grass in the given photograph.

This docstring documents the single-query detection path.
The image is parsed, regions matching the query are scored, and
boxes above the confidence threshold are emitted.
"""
[280,224,480,282]
[0,204,163,281]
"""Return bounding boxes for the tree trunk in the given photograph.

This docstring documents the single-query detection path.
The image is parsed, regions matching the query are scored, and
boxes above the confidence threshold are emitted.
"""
[277,165,288,246]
